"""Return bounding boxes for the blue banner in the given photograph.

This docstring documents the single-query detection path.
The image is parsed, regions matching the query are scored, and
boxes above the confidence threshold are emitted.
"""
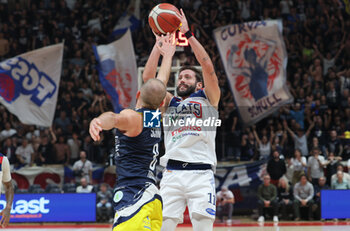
[321,190,350,219]
[0,193,96,222]
[215,160,267,209]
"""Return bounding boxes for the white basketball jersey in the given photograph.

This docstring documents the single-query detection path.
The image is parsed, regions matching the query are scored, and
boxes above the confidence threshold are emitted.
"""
[0,156,11,195]
[160,89,219,168]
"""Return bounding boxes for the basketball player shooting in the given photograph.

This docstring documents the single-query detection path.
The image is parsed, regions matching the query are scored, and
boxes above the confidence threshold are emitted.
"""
[143,8,221,231]
[89,35,176,231]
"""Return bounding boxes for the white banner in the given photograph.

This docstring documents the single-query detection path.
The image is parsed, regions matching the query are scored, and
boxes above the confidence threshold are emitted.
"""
[93,30,138,112]
[12,165,64,189]
[214,20,293,126]
[0,43,64,127]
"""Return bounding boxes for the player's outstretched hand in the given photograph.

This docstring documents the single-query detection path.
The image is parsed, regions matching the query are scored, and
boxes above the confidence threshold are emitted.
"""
[0,207,10,228]
[89,118,103,141]
[176,9,189,34]
[156,32,177,57]
[152,30,161,43]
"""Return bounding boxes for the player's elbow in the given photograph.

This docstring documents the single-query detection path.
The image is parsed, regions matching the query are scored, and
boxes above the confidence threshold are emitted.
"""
[201,59,214,71]
[142,74,153,83]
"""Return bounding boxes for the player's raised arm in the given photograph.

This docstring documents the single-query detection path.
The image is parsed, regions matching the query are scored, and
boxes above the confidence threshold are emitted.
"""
[177,9,220,107]
[89,109,142,141]
[153,33,177,111]
[156,33,176,86]
[142,34,162,83]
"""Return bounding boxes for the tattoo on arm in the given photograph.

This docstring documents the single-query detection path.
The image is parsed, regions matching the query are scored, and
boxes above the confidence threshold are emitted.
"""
[210,71,215,75]
[202,57,209,62]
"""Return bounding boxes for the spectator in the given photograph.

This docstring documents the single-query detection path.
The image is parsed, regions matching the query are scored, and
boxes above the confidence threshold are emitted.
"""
[277,177,293,220]
[285,157,294,183]
[331,165,350,184]
[0,122,16,142]
[293,175,315,221]
[54,111,71,134]
[96,183,113,222]
[0,32,9,61]
[72,150,93,184]
[267,150,286,186]
[291,149,307,185]
[253,126,274,160]
[313,177,329,220]
[216,186,235,225]
[36,136,56,165]
[67,132,81,164]
[76,177,93,193]
[15,138,35,167]
[326,130,343,158]
[285,103,305,129]
[241,131,256,161]
[332,171,350,190]
[324,152,341,185]
[309,137,326,157]
[225,104,242,161]
[307,147,326,185]
[54,135,70,165]
[284,120,314,157]
[257,174,279,222]
[1,137,17,165]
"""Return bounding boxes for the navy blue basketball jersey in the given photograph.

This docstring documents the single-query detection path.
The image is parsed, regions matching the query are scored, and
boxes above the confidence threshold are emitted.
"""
[115,108,161,186]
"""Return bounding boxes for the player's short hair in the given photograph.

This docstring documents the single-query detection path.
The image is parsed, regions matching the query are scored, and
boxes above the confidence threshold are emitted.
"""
[179,66,203,84]
[140,79,167,110]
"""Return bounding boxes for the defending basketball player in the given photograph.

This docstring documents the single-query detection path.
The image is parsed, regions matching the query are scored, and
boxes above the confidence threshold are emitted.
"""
[143,9,220,231]
[89,35,176,231]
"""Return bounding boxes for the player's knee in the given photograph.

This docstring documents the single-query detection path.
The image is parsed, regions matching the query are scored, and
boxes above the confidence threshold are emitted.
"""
[161,217,179,231]
[191,214,214,231]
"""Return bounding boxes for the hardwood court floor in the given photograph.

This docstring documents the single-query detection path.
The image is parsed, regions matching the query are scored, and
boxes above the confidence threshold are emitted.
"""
[5,222,350,231]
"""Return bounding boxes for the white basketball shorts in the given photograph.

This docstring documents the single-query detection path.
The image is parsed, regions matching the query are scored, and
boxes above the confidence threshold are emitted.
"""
[159,169,216,223]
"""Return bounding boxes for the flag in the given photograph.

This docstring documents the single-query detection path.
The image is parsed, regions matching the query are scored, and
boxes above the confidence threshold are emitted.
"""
[214,20,293,126]
[111,0,140,37]
[0,43,64,127]
[93,29,138,112]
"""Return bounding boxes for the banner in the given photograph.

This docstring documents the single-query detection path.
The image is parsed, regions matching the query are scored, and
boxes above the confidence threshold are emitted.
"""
[11,165,64,189]
[111,0,140,37]
[215,160,267,209]
[321,190,350,219]
[0,43,64,127]
[214,20,293,126]
[93,30,138,112]
[0,193,96,222]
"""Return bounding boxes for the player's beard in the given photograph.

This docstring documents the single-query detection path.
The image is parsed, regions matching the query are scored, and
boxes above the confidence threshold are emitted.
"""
[177,83,196,97]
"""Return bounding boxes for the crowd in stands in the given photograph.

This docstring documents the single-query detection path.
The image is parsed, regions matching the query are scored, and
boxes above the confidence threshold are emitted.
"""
[0,0,350,221]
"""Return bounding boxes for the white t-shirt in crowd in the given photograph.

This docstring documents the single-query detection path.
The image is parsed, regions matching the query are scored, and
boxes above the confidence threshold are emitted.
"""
[291,157,307,171]
[15,145,34,164]
[307,155,326,178]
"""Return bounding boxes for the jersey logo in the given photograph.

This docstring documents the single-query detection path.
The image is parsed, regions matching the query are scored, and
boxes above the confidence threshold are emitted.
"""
[113,191,124,203]
[206,208,216,215]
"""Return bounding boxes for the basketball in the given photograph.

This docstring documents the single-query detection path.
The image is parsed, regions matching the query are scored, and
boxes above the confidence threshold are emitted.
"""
[148,3,181,35]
